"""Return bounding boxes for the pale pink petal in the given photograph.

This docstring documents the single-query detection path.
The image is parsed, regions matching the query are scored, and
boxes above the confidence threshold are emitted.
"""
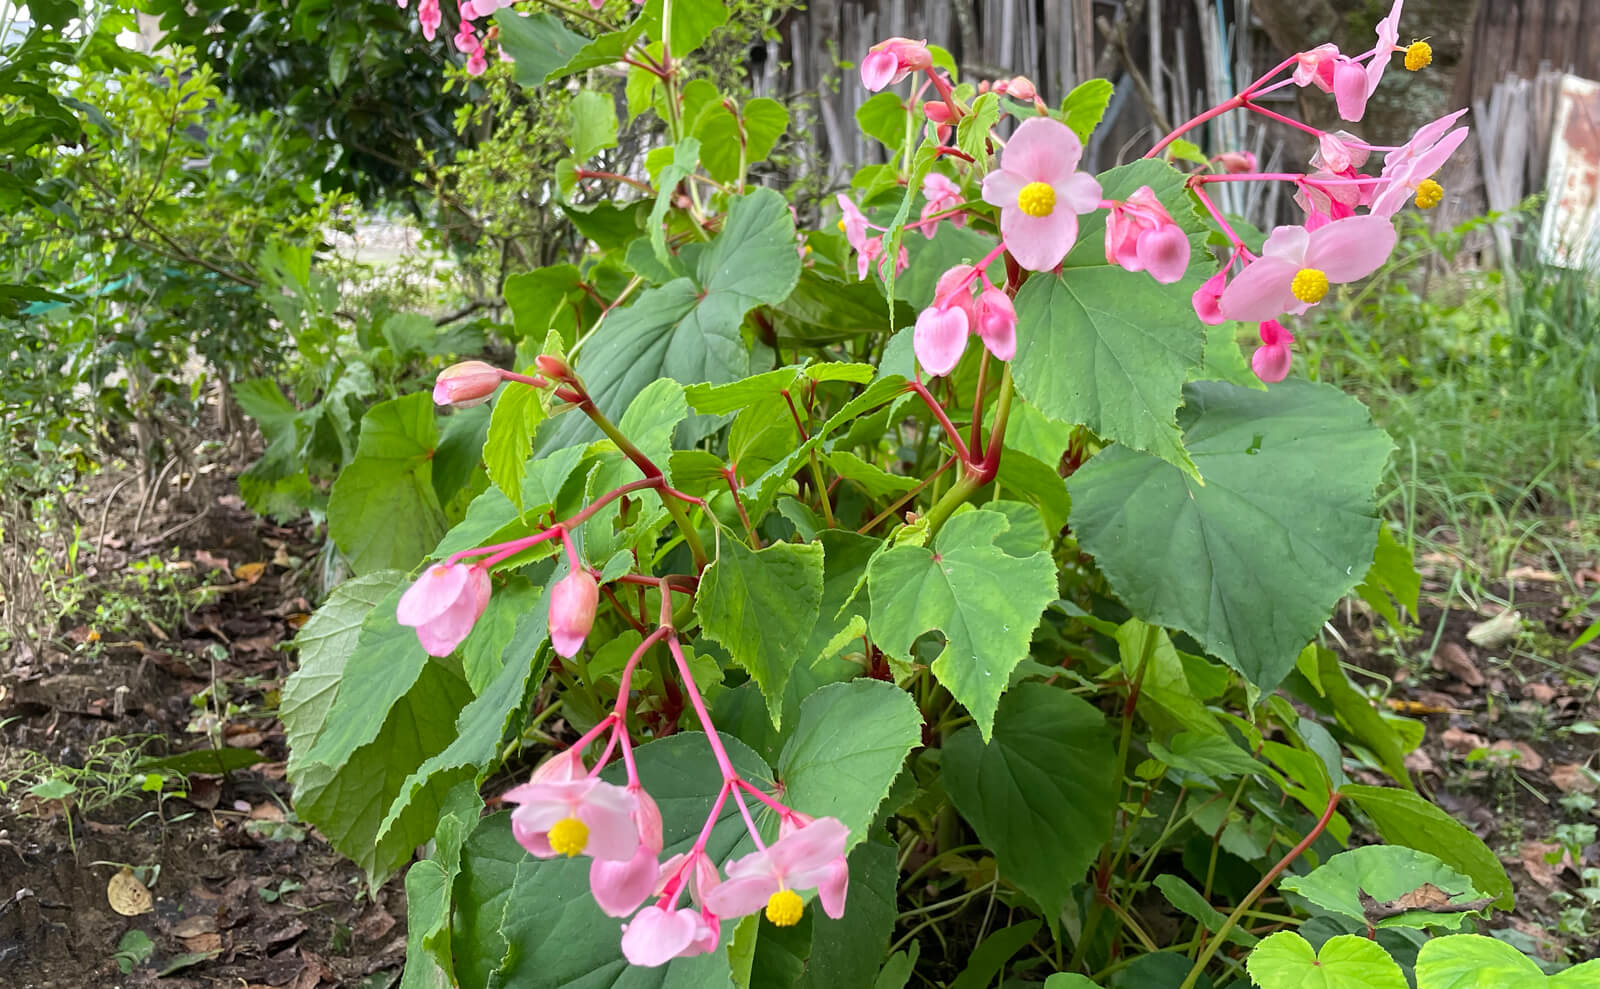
[1192,270,1228,325]
[1001,207,1077,273]
[591,847,660,917]
[975,289,1017,361]
[621,906,699,966]
[980,169,1025,209]
[397,564,469,627]
[687,912,720,955]
[1252,342,1293,383]
[1137,226,1191,284]
[769,817,849,874]
[1304,215,1396,281]
[817,858,850,919]
[702,873,777,919]
[549,570,598,658]
[1332,58,1370,121]
[1292,44,1340,88]
[913,305,970,377]
[1000,117,1082,187]
[530,749,583,785]
[633,788,663,854]
[1259,225,1311,265]
[1058,171,1104,215]
[860,50,898,91]
[578,783,640,861]
[1217,257,1300,322]
[1258,319,1294,348]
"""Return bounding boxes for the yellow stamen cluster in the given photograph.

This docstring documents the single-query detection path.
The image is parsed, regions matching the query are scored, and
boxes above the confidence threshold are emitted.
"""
[1414,178,1443,210]
[1290,268,1330,304]
[1404,41,1432,72]
[1016,181,1056,218]
[836,219,846,232]
[765,889,805,927]
[548,816,589,857]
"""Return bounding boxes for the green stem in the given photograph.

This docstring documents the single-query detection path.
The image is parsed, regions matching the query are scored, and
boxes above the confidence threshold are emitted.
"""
[1178,792,1343,989]
[921,367,1015,539]
[581,401,709,570]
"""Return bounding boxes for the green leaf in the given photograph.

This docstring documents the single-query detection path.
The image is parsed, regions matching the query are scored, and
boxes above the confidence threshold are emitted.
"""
[1044,977,1100,989]
[504,265,586,341]
[1312,646,1413,787]
[955,92,1001,162]
[1155,875,1257,946]
[696,98,789,183]
[1353,526,1421,627]
[777,680,922,848]
[485,377,549,513]
[452,732,768,989]
[866,508,1057,738]
[1415,934,1547,989]
[283,571,408,771]
[795,840,899,989]
[1342,784,1514,910]
[136,748,263,776]
[1280,846,1487,932]
[1148,732,1264,780]
[569,89,619,159]
[829,450,916,498]
[1060,78,1115,142]
[943,683,1117,922]
[494,10,589,87]
[401,781,483,989]
[1246,931,1408,989]
[696,536,824,726]
[1165,138,1210,166]
[547,21,649,83]
[641,0,727,59]
[1068,379,1393,692]
[802,529,878,668]
[545,188,801,452]
[948,921,1041,989]
[328,394,447,574]
[856,91,913,151]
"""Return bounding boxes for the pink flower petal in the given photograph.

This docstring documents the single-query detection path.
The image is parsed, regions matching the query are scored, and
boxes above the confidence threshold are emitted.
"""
[1000,117,1083,188]
[702,873,776,919]
[620,906,699,967]
[591,847,660,918]
[980,169,1024,209]
[770,817,849,873]
[1192,270,1228,325]
[1304,215,1396,282]
[1002,207,1078,273]
[1058,171,1104,215]
[913,305,970,377]
[579,783,641,861]
[860,50,898,91]
[975,289,1017,361]
[397,564,470,627]
[549,569,598,658]
[1258,319,1294,348]
[1218,257,1300,322]
[1137,226,1191,284]
[1332,57,1371,121]
[1259,225,1311,265]
[817,858,850,919]
[1252,342,1293,383]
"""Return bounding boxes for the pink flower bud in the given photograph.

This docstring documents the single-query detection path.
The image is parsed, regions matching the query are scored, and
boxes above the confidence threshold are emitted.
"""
[1192,270,1228,325]
[536,354,573,380]
[433,360,501,408]
[1215,150,1257,174]
[1004,75,1037,101]
[974,289,1017,361]
[922,101,954,125]
[1251,320,1295,382]
[397,563,492,656]
[549,569,599,658]
[859,37,931,91]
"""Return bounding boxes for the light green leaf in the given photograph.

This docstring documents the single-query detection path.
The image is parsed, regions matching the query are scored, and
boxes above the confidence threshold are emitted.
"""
[944,683,1117,922]
[696,97,789,183]
[1312,646,1413,786]
[1343,784,1514,910]
[493,10,589,87]
[866,508,1056,738]
[1414,934,1546,989]
[1354,525,1421,627]
[1153,874,1257,946]
[1060,78,1115,142]
[327,394,447,574]
[829,450,916,498]
[401,781,483,989]
[856,90,913,151]
[641,0,727,59]
[503,265,585,342]
[1246,931,1408,989]
[696,535,824,726]
[1069,380,1393,692]
[569,89,618,159]
[955,92,1001,162]
[1280,846,1487,932]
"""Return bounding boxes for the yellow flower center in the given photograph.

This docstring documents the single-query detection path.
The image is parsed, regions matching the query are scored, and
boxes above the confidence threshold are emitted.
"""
[1404,41,1432,72]
[547,816,589,857]
[836,219,846,232]
[765,889,804,927]
[1290,268,1330,304]
[1414,178,1444,210]
[1016,181,1056,218]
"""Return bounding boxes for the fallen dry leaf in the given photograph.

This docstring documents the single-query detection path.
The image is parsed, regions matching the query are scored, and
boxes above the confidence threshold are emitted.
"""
[233,561,267,583]
[1506,566,1561,583]
[250,802,287,822]
[1432,642,1484,686]
[180,931,223,954]
[1519,841,1575,890]
[1404,748,1437,774]
[1358,883,1493,922]
[108,867,153,916]
[170,914,218,939]
[1551,763,1600,794]
[1386,697,1466,716]
[1489,739,1544,771]
[1522,682,1558,704]
[1467,610,1522,649]
[1440,727,1488,754]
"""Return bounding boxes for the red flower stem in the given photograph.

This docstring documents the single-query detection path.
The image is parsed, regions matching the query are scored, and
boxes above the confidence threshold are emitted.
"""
[601,585,649,635]
[1242,101,1325,139]
[499,370,548,388]
[1194,172,1376,189]
[591,730,620,775]
[465,477,664,569]
[666,633,739,783]
[570,712,620,759]
[669,780,732,906]
[614,627,671,718]
[451,527,561,568]
[1178,791,1343,989]
[723,468,762,548]
[1146,95,1245,159]
[574,168,653,193]
[932,145,976,162]
[578,400,709,570]
[969,349,991,460]
[1240,54,1300,98]
[617,726,639,787]
[730,786,768,852]
[1189,184,1249,252]
[734,778,790,816]
[906,381,973,465]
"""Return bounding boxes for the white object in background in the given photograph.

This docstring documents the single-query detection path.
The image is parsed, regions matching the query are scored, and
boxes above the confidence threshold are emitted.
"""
[1539,74,1600,269]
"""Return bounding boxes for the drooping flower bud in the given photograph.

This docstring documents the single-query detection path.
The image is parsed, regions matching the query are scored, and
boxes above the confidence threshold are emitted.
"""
[536,354,574,381]
[1002,75,1037,102]
[397,563,492,656]
[974,288,1017,361]
[549,569,599,658]
[1214,150,1257,174]
[859,37,932,92]
[433,360,501,408]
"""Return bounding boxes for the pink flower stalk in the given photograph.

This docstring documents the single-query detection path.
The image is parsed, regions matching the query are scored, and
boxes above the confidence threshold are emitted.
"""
[1219,215,1396,322]
[1103,185,1191,284]
[1215,150,1257,174]
[590,786,663,918]
[920,172,965,239]
[549,569,599,658]
[860,37,932,91]
[1369,110,1469,217]
[1252,320,1295,383]
[980,117,1102,272]
[703,816,850,925]
[504,770,640,862]
[1192,270,1228,325]
[433,360,501,408]
[620,906,719,966]
[1333,0,1404,122]
[912,264,981,376]
[1292,43,1340,91]
[397,563,491,656]
[418,0,441,40]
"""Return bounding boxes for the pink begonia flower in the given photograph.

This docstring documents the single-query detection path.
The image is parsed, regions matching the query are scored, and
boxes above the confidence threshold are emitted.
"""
[857,237,907,282]
[836,194,869,251]
[912,265,981,376]
[590,786,663,918]
[504,771,640,862]
[919,172,965,239]
[1103,185,1191,284]
[980,117,1102,272]
[397,563,491,656]
[1369,110,1469,217]
[1215,150,1257,174]
[1313,131,1369,175]
[433,360,500,408]
[974,288,1017,361]
[1252,320,1295,383]
[1292,43,1340,91]
[418,0,441,41]
[549,569,599,658]
[1294,175,1360,231]
[860,37,932,91]
[703,816,849,925]
[620,906,719,966]
[1333,0,1403,122]
[1192,270,1228,325]
[1218,215,1396,322]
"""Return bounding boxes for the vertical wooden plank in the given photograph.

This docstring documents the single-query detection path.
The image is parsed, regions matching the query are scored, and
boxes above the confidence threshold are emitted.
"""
[1072,0,1094,85]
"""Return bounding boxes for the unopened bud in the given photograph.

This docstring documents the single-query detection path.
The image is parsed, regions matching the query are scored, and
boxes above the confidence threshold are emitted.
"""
[535,354,573,380]
[549,569,599,658]
[1215,151,1257,174]
[433,360,501,408]
[923,100,955,125]
[1004,75,1037,101]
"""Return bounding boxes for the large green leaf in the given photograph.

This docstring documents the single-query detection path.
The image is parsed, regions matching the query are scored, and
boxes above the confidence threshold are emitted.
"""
[402,781,484,989]
[866,508,1056,739]
[943,683,1117,922]
[1342,784,1514,910]
[494,10,589,87]
[777,681,922,850]
[1068,379,1393,692]
[327,393,447,574]
[1280,846,1487,932]
[543,187,801,451]
[695,98,789,183]
[1246,932,1408,989]
[1414,934,1547,989]
[640,0,727,58]
[452,732,771,989]
[695,535,824,726]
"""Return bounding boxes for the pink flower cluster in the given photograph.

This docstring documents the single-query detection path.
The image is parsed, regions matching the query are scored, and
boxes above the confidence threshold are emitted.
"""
[1103,186,1190,284]
[837,195,909,282]
[913,263,1015,377]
